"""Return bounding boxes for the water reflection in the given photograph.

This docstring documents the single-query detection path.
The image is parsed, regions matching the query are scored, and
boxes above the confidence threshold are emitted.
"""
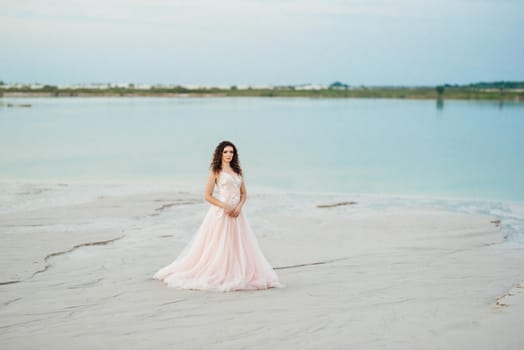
[436,98,444,110]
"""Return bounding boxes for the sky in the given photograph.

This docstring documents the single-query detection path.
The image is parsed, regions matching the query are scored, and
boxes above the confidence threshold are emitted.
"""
[1,0,523,86]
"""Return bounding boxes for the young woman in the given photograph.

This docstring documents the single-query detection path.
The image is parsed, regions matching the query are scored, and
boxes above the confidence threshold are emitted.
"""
[153,141,282,292]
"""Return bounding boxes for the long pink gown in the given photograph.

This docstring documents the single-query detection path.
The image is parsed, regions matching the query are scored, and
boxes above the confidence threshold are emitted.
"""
[153,171,282,292]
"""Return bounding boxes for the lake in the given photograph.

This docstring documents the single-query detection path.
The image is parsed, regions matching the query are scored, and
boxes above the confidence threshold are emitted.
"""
[1,97,523,201]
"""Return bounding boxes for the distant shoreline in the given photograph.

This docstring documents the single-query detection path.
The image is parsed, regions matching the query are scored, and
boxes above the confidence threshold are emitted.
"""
[1,85,524,101]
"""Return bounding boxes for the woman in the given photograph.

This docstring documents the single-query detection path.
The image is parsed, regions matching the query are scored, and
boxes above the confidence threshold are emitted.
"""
[153,141,282,292]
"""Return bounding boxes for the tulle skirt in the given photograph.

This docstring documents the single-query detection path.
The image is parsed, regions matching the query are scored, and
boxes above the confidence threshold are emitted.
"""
[153,206,282,292]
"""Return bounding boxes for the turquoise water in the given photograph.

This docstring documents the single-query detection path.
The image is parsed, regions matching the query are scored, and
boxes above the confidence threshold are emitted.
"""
[1,97,523,201]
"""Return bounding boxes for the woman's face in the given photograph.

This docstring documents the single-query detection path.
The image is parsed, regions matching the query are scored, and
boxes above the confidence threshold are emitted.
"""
[222,146,234,164]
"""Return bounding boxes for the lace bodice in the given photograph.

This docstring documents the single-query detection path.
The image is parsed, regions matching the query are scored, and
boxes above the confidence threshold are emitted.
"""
[215,171,242,208]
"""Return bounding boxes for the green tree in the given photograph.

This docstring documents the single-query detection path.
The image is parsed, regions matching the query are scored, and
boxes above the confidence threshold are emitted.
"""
[329,81,349,90]
[43,85,58,91]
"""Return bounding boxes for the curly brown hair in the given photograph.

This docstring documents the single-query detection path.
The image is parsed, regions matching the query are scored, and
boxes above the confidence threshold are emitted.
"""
[210,140,243,176]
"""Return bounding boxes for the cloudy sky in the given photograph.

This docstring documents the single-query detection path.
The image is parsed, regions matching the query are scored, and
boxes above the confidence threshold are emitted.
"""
[1,0,523,86]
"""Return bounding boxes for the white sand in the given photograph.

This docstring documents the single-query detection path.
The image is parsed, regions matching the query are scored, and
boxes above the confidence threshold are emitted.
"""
[1,190,524,349]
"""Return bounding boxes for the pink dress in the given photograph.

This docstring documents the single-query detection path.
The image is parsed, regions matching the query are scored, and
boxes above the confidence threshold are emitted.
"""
[153,171,282,292]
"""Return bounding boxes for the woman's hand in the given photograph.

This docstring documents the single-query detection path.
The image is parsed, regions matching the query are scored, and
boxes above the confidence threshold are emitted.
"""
[229,205,242,218]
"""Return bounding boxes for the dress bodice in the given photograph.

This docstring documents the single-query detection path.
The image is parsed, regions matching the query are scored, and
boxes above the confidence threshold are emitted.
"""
[215,171,242,207]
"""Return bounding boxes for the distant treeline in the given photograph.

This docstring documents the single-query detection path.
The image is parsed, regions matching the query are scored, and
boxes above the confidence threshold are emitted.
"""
[1,81,523,101]
[463,81,524,89]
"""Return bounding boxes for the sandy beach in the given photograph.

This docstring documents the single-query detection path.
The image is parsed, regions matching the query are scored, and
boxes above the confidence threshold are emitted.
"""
[1,184,524,349]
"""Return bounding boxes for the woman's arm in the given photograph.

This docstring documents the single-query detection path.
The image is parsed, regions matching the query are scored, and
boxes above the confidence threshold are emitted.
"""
[204,170,234,213]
